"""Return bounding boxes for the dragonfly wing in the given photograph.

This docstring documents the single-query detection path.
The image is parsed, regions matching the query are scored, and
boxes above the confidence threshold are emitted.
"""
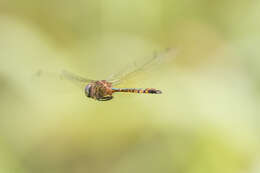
[108,48,176,86]
[61,70,94,88]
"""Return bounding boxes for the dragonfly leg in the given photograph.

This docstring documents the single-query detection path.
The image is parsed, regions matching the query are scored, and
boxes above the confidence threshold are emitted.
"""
[98,96,113,101]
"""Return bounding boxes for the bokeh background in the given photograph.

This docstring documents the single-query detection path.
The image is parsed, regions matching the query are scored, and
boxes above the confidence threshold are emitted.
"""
[0,0,259,173]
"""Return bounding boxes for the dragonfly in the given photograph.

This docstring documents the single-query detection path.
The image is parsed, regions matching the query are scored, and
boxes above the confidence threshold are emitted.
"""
[61,48,175,101]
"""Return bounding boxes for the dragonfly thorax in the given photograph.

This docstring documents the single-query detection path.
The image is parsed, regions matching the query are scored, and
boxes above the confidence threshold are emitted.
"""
[85,81,114,101]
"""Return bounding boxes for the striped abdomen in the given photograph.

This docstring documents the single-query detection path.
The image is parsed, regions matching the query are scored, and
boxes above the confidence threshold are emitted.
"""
[112,88,162,94]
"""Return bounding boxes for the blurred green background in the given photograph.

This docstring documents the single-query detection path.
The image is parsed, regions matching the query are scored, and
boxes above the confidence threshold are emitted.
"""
[0,0,259,173]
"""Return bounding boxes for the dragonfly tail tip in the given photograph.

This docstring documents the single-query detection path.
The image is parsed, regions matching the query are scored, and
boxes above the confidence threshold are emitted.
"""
[156,90,162,94]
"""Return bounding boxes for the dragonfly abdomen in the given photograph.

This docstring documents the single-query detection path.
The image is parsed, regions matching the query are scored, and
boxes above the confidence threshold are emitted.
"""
[112,88,162,94]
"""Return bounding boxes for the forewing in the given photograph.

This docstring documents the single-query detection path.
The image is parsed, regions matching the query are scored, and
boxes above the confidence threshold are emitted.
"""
[61,70,94,88]
[108,48,176,86]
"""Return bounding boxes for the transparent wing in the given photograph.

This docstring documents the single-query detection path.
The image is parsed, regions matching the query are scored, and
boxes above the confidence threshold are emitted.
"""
[61,70,94,88]
[108,48,176,86]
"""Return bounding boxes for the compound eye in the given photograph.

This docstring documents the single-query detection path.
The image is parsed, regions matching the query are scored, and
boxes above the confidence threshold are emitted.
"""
[85,84,92,97]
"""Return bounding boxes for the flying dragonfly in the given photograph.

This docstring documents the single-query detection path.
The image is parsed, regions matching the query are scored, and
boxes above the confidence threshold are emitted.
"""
[61,48,175,101]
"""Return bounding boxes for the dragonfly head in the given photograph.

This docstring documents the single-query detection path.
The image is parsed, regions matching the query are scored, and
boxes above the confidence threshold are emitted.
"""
[85,84,92,98]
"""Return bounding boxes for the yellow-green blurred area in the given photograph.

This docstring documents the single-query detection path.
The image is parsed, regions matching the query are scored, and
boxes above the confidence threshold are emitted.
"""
[0,0,259,173]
